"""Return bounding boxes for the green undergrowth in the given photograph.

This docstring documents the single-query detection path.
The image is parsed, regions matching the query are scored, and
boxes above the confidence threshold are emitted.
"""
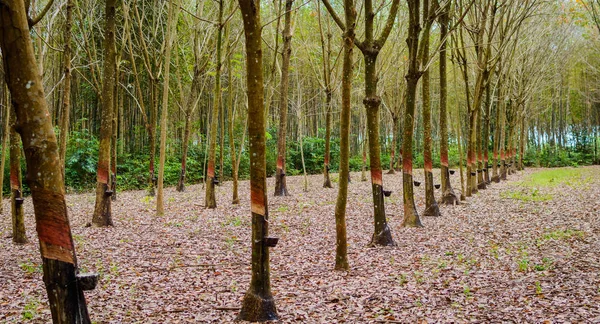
[501,167,595,202]
[522,167,593,188]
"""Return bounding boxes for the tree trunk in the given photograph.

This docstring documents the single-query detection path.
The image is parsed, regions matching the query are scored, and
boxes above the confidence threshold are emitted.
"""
[330,0,356,269]
[420,0,439,217]
[10,106,27,244]
[519,114,526,170]
[499,99,508,180]
[237,0,278,320]
[92,0,116,227]
[156,0,178,215]
[274,0,294,197]
[483,83,492,184]
[177,114,191,192]
[205,0,225,209]
[148,79,157,196]
[110,69,119,201]
[58,0,73,181]
[0,1,92,320]
[227,43,239,204]
[402,0,423,228]
[0,89,9,215]
[361,132,367,182]
[323,91,333,188]
[363,52,395,245]
[476,91,486,190]
[438,6,459,205]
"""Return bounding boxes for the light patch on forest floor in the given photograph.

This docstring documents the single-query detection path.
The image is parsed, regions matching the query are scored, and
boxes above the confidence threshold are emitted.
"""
[1,166,599,323]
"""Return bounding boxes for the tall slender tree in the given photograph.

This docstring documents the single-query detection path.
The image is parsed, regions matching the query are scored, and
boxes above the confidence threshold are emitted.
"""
[157,0,179,215]
[421,0,440,216]
[58,0,73,180]
[317,2,335,188]
[237,0,278,320]
[205,0,226,208]
[274,0,294,197]
[438,1,460,205]
[92,0,117,227]
[402,0,427,227]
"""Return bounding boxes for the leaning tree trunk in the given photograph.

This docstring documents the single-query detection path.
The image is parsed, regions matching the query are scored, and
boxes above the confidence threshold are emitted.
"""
[156,0,178,215]
[10,107,27,244]
[92,0,116,227]
[274,0,294,197]
[438,6,459,205]
[420,0,440,217]
[237,0,278,321]
[0,1,92,321]
[205,0,225,209]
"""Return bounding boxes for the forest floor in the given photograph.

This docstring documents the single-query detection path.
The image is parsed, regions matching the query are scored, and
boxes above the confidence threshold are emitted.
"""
[1,166,600,323]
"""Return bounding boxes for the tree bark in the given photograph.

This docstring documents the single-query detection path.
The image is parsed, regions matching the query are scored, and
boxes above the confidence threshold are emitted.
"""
[323,91,333,188]
[357,0,399,246]
[58,0,73,181]
[0,1,92,321]
[274,0,294,197]
[402,0,424,227]
[10,106,27,244]
[438,4,459,205]
[92,0,116,227]
[0,88,9,215]
[156,0,178,215]
[205,0,225,209]
[420,0,439,217]
[237,0,278,321]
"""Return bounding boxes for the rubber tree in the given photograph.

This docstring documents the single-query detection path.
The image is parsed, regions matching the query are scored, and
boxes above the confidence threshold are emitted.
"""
[92,0,117,227]
[58,0,73,180]
[402,0,429,227]
[205,0,226,209]
[316,2,335,188]
[237,0,278,321]
[0,90,9,215]
[274,0,294,197]
[319,0,357,270]
[421,0,440,216]
[0,0,92,320]
[10,106,27,244]
[323,0,399,246]
[437,1,460,205]
[156,0,179,215]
